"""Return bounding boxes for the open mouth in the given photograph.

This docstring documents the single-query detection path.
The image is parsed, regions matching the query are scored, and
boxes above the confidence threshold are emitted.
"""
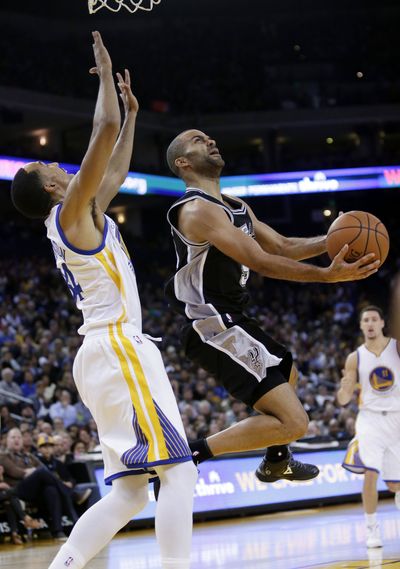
[209,149,220,156]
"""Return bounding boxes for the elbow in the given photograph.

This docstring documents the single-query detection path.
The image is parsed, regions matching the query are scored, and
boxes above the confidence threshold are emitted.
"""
[95,119,120,137]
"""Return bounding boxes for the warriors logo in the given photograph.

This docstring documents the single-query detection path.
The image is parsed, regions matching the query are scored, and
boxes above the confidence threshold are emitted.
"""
[369,366,395,392]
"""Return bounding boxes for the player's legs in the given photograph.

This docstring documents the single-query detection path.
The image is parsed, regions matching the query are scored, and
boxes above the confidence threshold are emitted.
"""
[184,319,317,481]
[206,378,308,455]
[48,474,149,569]
[363,469,379,514]
[154,461,198,569]
[382,439,400,510]
[362,470,383,548]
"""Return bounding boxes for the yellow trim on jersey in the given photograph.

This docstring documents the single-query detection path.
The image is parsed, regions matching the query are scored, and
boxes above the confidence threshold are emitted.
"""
[108,323,169,462]
[95,249,127,323]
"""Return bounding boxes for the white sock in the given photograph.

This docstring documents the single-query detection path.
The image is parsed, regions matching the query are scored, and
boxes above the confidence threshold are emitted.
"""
[365,512,378,526]
[48,475,149,569]
[155,461,198,569]
[48,544,85,569]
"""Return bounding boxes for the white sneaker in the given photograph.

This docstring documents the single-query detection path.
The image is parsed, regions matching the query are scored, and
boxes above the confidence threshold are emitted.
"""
[366,523,383,548]
[395,492,400,511]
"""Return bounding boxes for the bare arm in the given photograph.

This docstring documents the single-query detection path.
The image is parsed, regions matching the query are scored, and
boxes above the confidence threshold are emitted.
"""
[60,32,120,234]
[337,351,358,405]
[178,199,380,283]
[245,200,326,260]
[96,69,139,212]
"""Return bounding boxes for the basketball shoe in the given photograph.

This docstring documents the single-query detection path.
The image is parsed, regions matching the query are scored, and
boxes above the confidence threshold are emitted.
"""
[366,523,383,548]
[255,450,319,483]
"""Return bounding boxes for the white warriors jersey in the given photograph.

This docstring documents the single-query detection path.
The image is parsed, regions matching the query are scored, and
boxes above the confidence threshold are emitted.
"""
[357,338,400,412]
[45,204,142,335]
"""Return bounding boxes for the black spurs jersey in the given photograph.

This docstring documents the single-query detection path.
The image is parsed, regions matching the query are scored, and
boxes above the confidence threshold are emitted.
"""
[166,188,255,320]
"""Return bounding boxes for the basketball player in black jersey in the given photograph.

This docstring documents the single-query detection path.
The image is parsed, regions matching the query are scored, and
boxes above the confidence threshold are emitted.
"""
[165,129,380,483]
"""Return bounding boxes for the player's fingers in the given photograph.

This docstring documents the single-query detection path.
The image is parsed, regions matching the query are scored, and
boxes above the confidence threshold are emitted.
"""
[125,69,130,85]
[358,267,379,279]
[116,72,123,83]
[89,67,98,74]
[355,252,376,267]
[92,30,103,45]
[334,244,349,260]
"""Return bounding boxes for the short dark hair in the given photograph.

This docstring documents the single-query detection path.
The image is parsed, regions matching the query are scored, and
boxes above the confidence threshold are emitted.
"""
[360,305,384,320]
[166,132,190,177]
[11,168,53,219]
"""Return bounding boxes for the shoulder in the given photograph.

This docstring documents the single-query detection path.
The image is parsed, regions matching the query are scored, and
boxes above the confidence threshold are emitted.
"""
[345,350,358,367]
[180,196,225,219]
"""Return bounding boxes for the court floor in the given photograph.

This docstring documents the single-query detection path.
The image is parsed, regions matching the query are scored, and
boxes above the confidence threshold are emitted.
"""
[1,500,400,568]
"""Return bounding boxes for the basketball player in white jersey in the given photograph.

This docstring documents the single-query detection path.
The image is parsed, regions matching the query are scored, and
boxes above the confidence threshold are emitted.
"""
[338,306,400,548]
[165,129,380,485]
[10,32,197,569]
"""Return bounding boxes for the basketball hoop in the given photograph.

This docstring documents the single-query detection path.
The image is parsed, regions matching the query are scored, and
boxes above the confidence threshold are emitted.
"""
[88,0,161,14]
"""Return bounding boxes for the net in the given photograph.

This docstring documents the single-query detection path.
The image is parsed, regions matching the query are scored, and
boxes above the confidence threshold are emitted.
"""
[88,0,161,14]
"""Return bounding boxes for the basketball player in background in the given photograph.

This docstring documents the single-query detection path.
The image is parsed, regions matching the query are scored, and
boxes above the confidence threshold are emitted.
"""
[165,129,379,484]
[338,306,400,548]
[11,32,197,569]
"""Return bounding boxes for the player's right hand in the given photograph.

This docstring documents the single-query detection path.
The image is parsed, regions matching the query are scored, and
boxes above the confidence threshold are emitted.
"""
[89,31,112,77]
[326,244,380,282]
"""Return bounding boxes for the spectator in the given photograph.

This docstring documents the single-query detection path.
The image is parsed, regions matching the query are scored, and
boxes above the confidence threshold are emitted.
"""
[0,463,41,545]
[0,368,22,406]
[36,434,96,508]
[0,428,78,539]
[49,390,77,428]
[20,370,37,399]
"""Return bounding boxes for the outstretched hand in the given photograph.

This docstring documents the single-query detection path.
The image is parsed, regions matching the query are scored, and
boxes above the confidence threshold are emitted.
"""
[327,244,380,282]
[89,31,112,77]
[116,69,139,115]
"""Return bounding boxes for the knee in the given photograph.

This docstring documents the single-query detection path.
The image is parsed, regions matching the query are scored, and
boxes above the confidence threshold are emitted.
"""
[112,479,149,514]
[157,461,198,489]
[386,482,400,493]
[284,412,309,441]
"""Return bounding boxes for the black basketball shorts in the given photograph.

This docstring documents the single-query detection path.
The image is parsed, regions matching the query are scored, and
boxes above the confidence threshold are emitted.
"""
[182,313,293,408]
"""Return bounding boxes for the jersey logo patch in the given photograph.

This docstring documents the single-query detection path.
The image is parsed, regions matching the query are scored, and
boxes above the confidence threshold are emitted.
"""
[369,366,395,392]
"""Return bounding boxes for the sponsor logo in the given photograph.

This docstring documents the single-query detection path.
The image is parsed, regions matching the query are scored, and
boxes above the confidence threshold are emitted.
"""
[64,558,74,567]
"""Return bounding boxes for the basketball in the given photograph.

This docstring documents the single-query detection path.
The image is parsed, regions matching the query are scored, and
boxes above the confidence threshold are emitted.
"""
[326,211,390,264]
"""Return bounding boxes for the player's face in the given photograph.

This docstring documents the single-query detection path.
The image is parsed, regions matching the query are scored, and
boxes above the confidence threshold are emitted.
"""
[24,161,73,188]
[181,130,225,174]
[360,310,384,340]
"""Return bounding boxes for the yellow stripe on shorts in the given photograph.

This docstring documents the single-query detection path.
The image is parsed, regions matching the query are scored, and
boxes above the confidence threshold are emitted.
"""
[95,249,127,323]
[109,323,169,462]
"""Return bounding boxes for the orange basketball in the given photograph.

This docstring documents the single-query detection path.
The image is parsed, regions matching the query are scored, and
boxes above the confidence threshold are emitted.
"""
[326,211,390,264]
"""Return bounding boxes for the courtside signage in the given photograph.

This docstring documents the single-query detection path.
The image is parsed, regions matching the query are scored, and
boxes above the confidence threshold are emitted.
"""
[1,156,400,197]
[93,450,387,521]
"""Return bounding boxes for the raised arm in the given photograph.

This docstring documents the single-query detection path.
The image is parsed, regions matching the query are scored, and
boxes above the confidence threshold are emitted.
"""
[245,200,326,260]
[337,351,358,405]
[178,199,380,283]
[96,69,139,212]
[60,31,120,232]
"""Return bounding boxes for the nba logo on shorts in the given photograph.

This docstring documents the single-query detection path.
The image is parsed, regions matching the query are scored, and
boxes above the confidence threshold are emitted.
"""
[64,557,74,567]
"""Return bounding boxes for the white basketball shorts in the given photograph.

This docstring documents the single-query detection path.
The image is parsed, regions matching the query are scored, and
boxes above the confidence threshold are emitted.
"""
[73,322,192,484]
[343,409,400,482]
